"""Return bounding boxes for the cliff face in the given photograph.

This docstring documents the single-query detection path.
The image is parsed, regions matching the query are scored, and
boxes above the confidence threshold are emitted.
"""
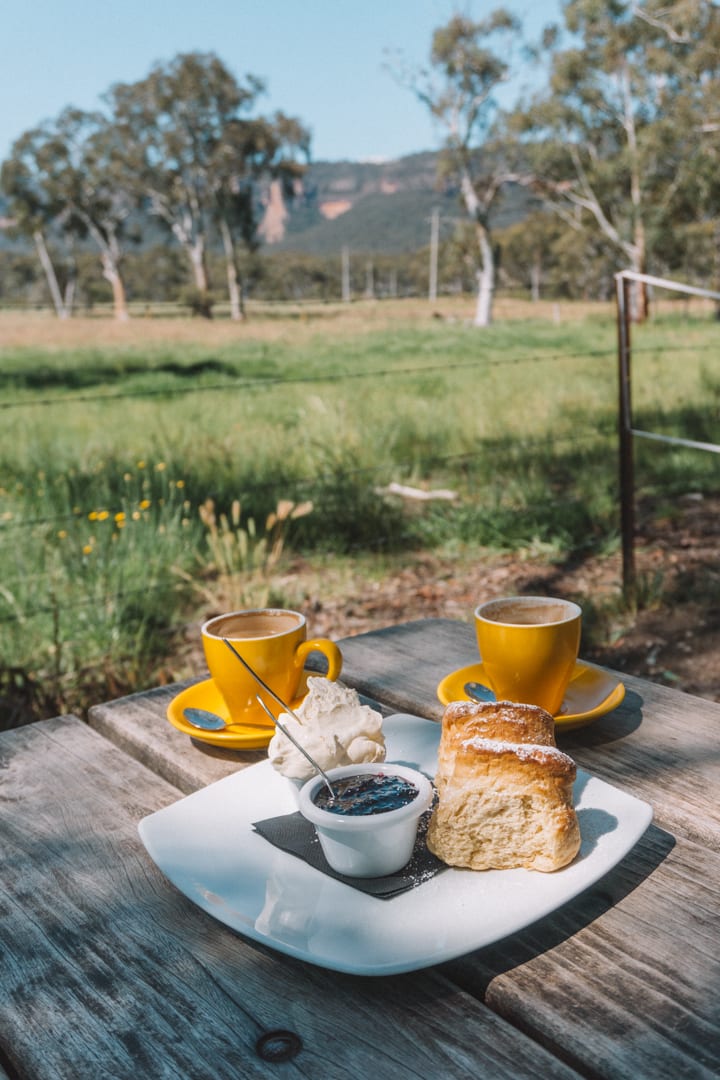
[259,152,531,254]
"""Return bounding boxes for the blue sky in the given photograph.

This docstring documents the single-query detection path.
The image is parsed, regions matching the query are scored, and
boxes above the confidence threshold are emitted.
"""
[2,1,562,164]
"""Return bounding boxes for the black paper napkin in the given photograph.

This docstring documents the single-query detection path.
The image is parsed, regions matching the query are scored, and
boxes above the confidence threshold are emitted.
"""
[252,810,448,900]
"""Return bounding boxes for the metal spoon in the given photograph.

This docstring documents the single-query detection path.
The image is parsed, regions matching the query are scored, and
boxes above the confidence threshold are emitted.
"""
[464,681,496,703]
[183,706,228,731]
[254,694,337,800]
[222,637,337,800]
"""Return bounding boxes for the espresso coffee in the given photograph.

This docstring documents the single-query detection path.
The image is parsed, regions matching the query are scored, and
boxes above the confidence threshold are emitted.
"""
[205,611,301,640]
[483,600,573,626]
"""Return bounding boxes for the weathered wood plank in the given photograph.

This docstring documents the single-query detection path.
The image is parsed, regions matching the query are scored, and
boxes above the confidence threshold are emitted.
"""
[87,679,262,794]
[337,619,720,849]
[443,824,720,1080]
[0,717,580,1080]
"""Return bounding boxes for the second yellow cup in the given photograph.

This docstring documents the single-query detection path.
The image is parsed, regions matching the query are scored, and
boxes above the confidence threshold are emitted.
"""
[201,608,342,726]
[474,596,581,715]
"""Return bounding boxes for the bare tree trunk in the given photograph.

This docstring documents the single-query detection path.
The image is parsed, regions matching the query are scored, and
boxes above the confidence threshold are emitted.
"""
[473,223,494,327]
[622,58,649,322]
[530,259,541,302]
[64,276,76,314]
[632,223,649,321]
[100,253,129,321]
[219,219,244,320]
[34,230,70,319]
[189,241,209,292]
[169,215,210,294]
[460,171,495,327]
[429,207,439,302]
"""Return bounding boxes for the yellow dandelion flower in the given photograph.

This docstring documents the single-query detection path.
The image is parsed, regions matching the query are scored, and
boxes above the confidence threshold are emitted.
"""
[132,510,141,521]
[114,512,126,523]
[97,510,110,521]
[137,460,146,469]
[175,479,185,489]
[123,472,132,482]
[88,511,98,521]
[139,499,151,510]
[117,520,126,529]
[57,530,67,539]
[83,544,93,555]
[155,462,167,472]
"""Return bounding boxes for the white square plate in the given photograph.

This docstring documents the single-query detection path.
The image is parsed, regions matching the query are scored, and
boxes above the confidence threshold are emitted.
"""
[139,714,652,975]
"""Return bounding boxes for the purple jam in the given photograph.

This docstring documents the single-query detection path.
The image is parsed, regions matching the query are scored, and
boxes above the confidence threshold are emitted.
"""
[314,773,419,816]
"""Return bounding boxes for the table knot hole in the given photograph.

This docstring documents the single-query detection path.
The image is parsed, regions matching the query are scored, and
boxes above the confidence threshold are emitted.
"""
[255,1029,303,1063]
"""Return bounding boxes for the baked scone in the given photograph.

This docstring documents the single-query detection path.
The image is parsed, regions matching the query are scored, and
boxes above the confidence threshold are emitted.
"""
[427,700,581,872]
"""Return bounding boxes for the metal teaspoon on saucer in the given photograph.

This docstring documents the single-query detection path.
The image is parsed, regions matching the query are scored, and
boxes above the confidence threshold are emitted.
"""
[464,681,496,702]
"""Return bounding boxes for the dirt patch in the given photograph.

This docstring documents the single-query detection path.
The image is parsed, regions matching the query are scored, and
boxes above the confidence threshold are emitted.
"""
[294,494,719,704]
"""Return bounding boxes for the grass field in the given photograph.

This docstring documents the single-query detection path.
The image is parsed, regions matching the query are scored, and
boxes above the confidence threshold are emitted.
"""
[1,295,718,725]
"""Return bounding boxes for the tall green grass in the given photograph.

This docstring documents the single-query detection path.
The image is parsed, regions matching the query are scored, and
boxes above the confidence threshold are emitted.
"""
[1,309,718,724]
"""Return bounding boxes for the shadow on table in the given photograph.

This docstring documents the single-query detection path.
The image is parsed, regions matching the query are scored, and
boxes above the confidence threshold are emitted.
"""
[438,821,674,993]
[558,688,645,750]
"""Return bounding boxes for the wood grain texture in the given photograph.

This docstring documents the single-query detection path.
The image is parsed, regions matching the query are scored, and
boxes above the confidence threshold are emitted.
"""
[0,717,580,1080]
[87,679,262,794]
[443,824,720,1079]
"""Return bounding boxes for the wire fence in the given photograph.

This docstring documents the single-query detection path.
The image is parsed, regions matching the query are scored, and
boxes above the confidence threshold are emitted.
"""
[615,270,720,597]
[1,297,718,639]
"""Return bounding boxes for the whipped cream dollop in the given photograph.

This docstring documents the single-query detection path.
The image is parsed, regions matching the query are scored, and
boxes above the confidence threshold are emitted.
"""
[267,677,386,781]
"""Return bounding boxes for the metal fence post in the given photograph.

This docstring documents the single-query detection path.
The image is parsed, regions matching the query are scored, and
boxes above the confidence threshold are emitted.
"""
[616,272,636,601]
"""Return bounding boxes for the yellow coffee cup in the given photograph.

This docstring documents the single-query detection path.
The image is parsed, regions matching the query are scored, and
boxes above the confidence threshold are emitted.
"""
[474,596,582,715]
[201,608,342,726]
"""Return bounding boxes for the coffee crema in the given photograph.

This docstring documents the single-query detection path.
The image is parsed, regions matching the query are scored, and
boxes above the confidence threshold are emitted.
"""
[206,611,301,640]
[482,601,573,626]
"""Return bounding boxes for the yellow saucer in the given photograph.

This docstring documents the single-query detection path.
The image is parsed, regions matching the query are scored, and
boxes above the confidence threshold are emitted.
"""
[167,674,310,750]
[436,660,625,731]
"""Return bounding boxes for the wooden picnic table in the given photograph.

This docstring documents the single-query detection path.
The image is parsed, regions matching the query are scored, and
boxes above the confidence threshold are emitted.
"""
[1,617,718,1079]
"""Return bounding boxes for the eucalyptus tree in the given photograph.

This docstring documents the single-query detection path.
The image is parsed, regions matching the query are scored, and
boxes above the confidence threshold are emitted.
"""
[107,51,309,317]
[515,0,720,318]
[211,112,310,319]
[1,128,78,318]
[1,108,135,320]
[404,9,533,326]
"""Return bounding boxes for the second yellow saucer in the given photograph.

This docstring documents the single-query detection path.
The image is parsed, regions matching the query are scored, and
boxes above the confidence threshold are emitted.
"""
[436,660,625,731]
[167,673,310,749]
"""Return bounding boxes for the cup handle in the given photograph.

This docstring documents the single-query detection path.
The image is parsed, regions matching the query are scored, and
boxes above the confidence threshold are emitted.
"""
[295,638,343,681]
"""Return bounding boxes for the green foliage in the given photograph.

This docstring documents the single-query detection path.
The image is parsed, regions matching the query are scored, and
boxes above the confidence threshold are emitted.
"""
[518,0,720,292]
[180,287,215,319]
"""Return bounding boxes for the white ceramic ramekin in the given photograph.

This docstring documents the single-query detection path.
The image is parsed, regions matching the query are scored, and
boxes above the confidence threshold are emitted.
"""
[297,762,433,878]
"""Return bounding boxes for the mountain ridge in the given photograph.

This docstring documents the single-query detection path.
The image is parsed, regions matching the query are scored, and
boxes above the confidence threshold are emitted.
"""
[0,151,533,256]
